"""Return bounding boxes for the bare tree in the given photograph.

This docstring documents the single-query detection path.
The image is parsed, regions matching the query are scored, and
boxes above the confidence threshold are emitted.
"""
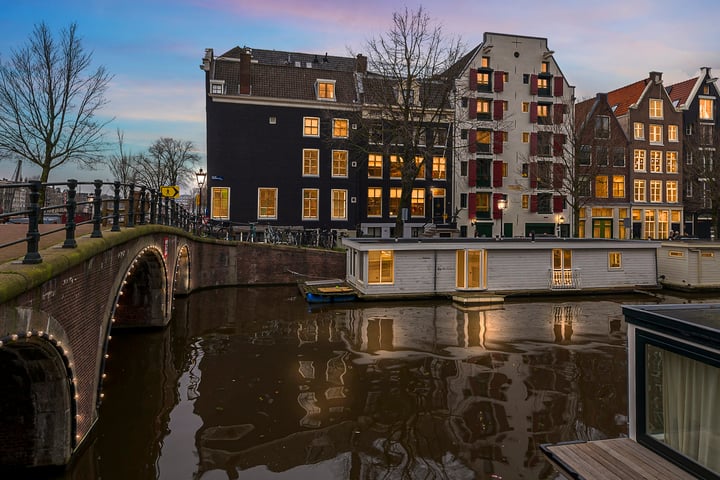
[106,129,139,197]
[133,137,200,192]
[354,7,463,237]
[0,22,112,205]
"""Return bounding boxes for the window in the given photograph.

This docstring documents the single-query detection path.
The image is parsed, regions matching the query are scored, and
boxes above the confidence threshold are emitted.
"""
[666,151,678,174]
[650,180,662,202]
[537,77,550,96]
[551,249,573,286]
[316,79,336,100]
[460,193,467,209]
[668,125,678,142]
[650,151,663,173]
[699,97,714,120]
[302,189,319,220]
[634,122,645,140]
[608,252,622,269]
[596,146,608,166]
[433,128,448,146]
[613,147,626,167]
[414,156,425,179]
[477,98,491,119]
[368,153,383,178]
[595,175,609,198]
[369,125,383,144]
[331,189,347,220]
[367,188,382,216]
[368,250,394,284]
[332,150,348,177]
[537,132,552,156]
[522,194,529,209]
[579,145,591,165]
[541,61,549,73]
[634,150,646,171]
[595,116,610,138]
[522,102,530,113]
[579,175,591,196]
[477,130,492,153]
[700,124,714,144]
[666,181,678,203]
[612,175,625,198]
[537,103,550,124]
[536,161,553,190]
[388,187,401,217]
[303,149,319,176]
[411,188,425,216]
[649,98,663,118]
[649,124,663,144]
[432,157,446,179]
[210,187,230,219]
[477,71,491,91]
[332,118,349,138]
[481,56,490,68]
[522,132,530,143]
[210,80,225,95]
[390,155,402,178]
[634,180,646,202]
[537,192,553,214]
[303,117,320,136]
[456,249,484,289]
[258,188,277,219]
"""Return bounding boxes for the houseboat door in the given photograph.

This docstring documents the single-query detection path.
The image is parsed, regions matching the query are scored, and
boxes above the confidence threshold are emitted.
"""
[456,249,486,290]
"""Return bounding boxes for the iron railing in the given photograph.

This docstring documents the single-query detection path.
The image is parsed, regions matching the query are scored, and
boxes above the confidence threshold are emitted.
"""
[0,179,195,264]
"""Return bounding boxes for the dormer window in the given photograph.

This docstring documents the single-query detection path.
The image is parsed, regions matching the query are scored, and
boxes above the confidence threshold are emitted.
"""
[316,79,336,101]
[210,80,225,95]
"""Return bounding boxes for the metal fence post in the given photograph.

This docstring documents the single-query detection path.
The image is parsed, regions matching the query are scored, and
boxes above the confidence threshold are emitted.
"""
[23,181,42,264]
[139,186,147,225]
[63,179,78,248]
[112,181,121,232]
[150,190,157,224]
[127,183,136,227]
[91,180,103,238]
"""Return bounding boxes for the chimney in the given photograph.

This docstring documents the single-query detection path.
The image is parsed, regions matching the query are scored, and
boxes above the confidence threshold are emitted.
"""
[596,92,608,102]
[239,47,252,95]
[649,71,663,84]
[356,54,367,74]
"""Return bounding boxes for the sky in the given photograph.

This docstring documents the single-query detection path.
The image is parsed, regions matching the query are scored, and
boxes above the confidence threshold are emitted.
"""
[2,0,720,183]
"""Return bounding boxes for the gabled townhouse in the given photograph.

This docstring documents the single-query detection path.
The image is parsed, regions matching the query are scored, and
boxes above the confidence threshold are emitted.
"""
[200,47,454,238]
[666,67,720,239]
[574,93,631,238]
[606,72,683,240]
[452,33,574,238]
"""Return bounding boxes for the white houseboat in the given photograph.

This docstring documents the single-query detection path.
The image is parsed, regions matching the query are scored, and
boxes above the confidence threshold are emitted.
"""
[543,303,720,479]
[657,240,720,291]
[343,237,661,300]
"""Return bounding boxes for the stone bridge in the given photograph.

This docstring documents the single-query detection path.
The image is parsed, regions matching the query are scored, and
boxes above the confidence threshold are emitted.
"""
[0,225,344,470]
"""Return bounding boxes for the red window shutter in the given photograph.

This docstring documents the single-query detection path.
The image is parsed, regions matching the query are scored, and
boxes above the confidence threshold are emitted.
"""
[530,74,538,95]
[529,162,538,188]
[468,191,476,218]
[554,103,564,124]
[530,132,538,156]
[553,195,564,213]
[553,133,565,156]
[493,131,504,154]
[553,163,564,188]
[493,160,503,187]
[530,102,538,123]
[468,98,477,120]
[554,76,564,97]
[493,71,504,92]
[530,194,538,212]
[468,129,476,153]
[469,69,477,90]
[468,159,476,187]
[493,100,504,120]
[492,193,503,219]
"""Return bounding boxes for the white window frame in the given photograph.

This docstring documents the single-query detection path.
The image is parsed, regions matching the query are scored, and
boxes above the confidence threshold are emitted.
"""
[315,79,336,101]
[649,98,663,119]
[332,150,349,177]
[331,189,347,220]
[303,116,320,137]
[257,188,278,219]
[302,188,319,220]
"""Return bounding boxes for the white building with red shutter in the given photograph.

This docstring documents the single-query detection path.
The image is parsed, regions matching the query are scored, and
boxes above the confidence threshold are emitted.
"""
[452,33,575,238]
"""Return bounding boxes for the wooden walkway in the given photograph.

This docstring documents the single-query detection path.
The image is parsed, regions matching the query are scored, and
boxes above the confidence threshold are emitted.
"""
[542,438,696,479]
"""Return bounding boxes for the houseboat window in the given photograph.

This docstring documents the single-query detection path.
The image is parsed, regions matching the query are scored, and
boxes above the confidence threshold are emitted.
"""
[668,250,684,258]
[608,252,622,269]
[640,337,720,476]
[368,250,394,284]
[456,250,484,289]
[211,187,230,220]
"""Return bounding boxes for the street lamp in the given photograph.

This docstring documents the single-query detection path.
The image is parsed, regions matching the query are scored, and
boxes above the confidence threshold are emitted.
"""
[196,168,206,229]
[556,215,565,237]
[497,197,507,238]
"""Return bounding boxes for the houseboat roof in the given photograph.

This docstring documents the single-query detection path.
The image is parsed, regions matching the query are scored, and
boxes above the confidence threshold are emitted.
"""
[343,237,661,251]
[623,303,720,351]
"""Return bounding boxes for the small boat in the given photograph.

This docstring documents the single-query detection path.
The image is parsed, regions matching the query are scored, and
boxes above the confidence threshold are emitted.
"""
[299,279,357,304]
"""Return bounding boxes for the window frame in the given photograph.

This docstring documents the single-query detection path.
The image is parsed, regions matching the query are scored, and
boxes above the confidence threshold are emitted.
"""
[332,150,348,177]
[316,79,336,101]
[303,116,320,137]
[368,153,383,178]
[303,148,320,177]
[649,98,663,119]
[258,187,278,219]
[210,186,230,220]
[331,189,347,220]
[302,188,319,220]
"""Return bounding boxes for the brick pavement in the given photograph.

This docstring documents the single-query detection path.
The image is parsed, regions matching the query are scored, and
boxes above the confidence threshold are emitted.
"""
[0,223,99,265]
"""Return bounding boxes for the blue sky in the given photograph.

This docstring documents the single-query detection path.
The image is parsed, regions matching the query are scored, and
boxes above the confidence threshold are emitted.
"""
[2,0,719,182]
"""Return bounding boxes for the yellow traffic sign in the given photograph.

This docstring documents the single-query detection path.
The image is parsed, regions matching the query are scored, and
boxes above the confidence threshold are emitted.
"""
[161,186,180,198]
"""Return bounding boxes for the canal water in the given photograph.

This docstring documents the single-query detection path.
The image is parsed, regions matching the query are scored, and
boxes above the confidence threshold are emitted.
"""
[49,287,716,480]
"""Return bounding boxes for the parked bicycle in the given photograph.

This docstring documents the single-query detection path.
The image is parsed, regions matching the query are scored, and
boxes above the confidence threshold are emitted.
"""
[199,218,230,240]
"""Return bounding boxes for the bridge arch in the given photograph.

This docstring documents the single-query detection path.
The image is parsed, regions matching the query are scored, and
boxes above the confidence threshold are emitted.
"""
[0,308,76,468]
[173,243,191,296]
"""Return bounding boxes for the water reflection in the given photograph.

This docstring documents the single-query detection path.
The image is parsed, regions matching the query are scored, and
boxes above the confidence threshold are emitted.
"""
[53,288,718,480]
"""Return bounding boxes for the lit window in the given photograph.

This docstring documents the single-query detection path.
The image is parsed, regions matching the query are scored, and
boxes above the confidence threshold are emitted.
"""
[477,130,492,153]
[432,157,446,179]
[476,71,490,91]
[522,102,530,113]
[303,117,319,136]
[390,155,402,178]
[367,187,382,216]
[612,175,625,198]
[666,151,678,173]
[258,188,277,219]
[537,104,550,124]
[368,153,383,178]
[634,122,645,140]
[331,189,347,220]
[388,187,401,216]
[303,149,319,176]
[650,151,663,173]
[522,132,530,143]
[649,124,662,144]
[302,189,319,220]
[411,188,425,216]
[699,98,714,120]
[668,125,678,142]
[650,180,662,202]
[332,118,349,138]
[634,150,646,171]
[608,252,622,269]
[456,249,484,289]
[481,56,490,68]
[477,98,491,118]
[414,156,425,179]
[595,175,609,198]
[332,150,348,177]
[541,61,549,73]
[666,181,678,203]
[634,180,646,202]
[368,250,394,284]
[316,80,336,100]
[211,187,230,219]
[649,98,663,118]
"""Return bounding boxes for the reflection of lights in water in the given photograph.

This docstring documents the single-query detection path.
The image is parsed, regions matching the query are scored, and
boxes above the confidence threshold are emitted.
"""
[297,392,322,428]
[298,360,315,380]
[186,340,201,401]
